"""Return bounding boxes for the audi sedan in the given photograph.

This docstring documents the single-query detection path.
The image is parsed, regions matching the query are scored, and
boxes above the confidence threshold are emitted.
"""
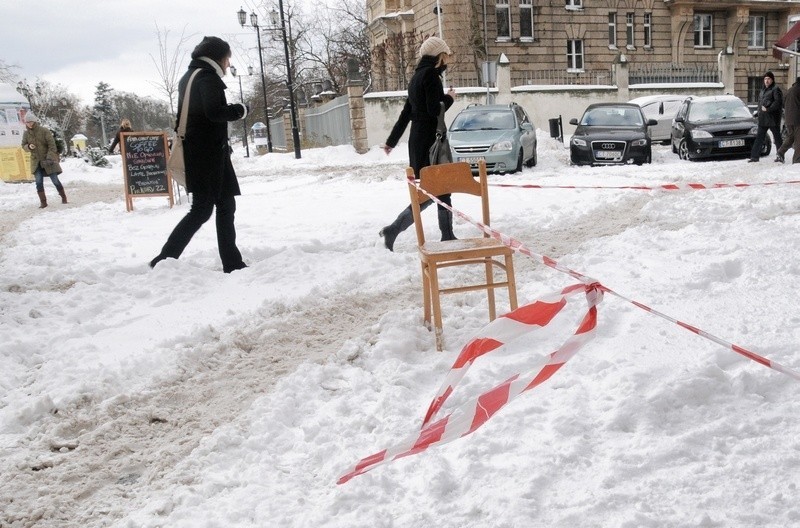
[569,103,656,166]
[670,95,768,161]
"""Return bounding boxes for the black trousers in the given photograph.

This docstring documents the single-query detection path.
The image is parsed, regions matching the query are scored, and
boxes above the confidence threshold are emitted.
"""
[751,124,782,159]
[157,192,243,272]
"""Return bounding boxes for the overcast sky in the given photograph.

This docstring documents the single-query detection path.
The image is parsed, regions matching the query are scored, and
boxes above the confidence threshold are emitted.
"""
[1,0,278,106]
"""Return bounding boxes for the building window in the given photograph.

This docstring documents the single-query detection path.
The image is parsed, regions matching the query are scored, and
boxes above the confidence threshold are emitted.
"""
[694,13,713,48]
[643,13,652,48]
[566,0,582,9]
[626,12,635,48]
[608,13,617,48]
[747,77,763,104]
[748,16,765,48]
[496,0,511,40]
[567,39,584,71]
[520,0,534,40]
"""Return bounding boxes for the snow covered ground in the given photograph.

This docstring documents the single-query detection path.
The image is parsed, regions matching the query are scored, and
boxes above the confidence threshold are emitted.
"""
[1,135,800,527]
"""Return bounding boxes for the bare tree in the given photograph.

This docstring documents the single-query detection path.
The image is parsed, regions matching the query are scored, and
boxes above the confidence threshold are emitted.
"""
[0,59,18,84]
[149,23,193,115]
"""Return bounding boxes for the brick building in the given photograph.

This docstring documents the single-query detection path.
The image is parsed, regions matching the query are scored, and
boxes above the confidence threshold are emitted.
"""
[367,0,800,103]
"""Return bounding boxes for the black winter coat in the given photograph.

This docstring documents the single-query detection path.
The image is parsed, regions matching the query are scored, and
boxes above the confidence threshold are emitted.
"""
[385,55,454,177]
[756,83,783,128]
[784,82,800,126]
[176,58,246,197]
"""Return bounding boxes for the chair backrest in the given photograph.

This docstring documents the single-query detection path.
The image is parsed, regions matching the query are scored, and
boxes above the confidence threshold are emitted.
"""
[407,161,491,245]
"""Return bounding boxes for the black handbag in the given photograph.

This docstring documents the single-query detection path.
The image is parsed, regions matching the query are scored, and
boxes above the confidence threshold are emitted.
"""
[428,102,453,165]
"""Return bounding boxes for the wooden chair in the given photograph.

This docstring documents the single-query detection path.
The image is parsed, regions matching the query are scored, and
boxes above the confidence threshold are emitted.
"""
[407,161,518,351]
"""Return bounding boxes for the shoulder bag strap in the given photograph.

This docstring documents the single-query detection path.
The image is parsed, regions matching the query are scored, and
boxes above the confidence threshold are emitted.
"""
[436,102,447,136]
[176,69,202,139]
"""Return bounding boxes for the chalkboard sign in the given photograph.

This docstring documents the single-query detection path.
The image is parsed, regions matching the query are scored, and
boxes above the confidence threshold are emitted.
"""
[120,131,174,211]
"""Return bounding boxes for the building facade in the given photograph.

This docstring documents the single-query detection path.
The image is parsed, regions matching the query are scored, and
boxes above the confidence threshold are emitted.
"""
[367,0,800,103]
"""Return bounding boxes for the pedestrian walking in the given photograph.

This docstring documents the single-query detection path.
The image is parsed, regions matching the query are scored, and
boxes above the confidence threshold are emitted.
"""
[149,36,249,273]
[379,36,456,251]
[749,71,783,162]
[108,119,133,154]
[21,112,67,208]
[775,76,800,163]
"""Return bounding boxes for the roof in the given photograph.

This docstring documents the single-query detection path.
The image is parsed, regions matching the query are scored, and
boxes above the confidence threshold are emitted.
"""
[773,21,800,59]
[0,83,29,105]
[628,94,693,105]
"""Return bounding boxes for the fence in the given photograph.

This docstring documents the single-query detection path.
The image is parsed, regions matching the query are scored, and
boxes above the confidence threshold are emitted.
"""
[629,63,719,84]
[303,95,352,148]
[511,69,614,87]
[270,114,286,150]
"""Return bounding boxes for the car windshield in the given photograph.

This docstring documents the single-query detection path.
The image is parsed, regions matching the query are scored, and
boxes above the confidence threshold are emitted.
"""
[580,107,643,126]
[451,110,516,131]
[688,100,752,121]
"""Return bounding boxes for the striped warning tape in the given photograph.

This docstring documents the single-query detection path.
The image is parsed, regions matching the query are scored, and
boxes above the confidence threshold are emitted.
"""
[488,179,800,191]
[336,178,800,484]
[410,179,800,382]
[338,282,602,485]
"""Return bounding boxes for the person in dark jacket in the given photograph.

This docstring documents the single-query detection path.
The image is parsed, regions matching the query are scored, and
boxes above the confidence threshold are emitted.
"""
[749,71,783,162]
[21,112,67,208]
[108,119,133,153]
[150,36,249,273]
[775,76,800,163]
[379,36,456,251]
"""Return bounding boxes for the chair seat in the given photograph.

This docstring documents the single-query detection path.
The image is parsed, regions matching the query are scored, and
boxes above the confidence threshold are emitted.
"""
[420,237,512,261]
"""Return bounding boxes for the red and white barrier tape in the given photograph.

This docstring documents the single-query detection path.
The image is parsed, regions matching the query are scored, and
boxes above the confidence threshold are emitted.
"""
[489,179,800,191]
[337,178,800,484]
[338,282,602,485]
[409,179,800,382]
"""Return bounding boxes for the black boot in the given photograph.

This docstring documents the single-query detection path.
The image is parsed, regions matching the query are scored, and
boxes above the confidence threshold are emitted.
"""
[379,205,415,251]
[438,209,457,241]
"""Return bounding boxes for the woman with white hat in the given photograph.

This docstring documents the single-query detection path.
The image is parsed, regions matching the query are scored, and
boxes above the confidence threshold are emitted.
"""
[379,36,456,251]
[21,112,67,208]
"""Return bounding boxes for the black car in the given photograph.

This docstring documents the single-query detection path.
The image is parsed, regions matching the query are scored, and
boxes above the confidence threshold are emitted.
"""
[670,95,769,161]
[569,103,656,166]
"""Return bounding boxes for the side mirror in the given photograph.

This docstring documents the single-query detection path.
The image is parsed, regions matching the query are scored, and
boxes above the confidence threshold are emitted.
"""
[569,118,579,125]
[674,116,684,123]
[647,119,658,126]
[521,122,534,130]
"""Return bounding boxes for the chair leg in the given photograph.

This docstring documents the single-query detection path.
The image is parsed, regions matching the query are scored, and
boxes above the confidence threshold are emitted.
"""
[505,254,518,311]
[485,257,497,321]
[428,262,445,351]
[421,262,432,329]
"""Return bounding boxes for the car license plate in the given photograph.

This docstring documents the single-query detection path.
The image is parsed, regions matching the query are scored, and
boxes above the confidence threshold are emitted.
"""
[718,139,744,148]
[595,151,622,160]
[460,156,485,164]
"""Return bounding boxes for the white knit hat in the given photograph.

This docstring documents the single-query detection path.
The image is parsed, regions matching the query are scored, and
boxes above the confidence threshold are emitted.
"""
[419,36,452,58]
[24,112,39,123]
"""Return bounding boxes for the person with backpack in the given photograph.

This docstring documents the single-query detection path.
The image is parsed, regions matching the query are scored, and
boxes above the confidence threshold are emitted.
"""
[749,71,783,162]
[21,112,67,208]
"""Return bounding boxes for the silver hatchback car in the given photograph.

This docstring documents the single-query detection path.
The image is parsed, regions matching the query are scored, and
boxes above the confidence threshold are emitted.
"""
[448,103,537,173]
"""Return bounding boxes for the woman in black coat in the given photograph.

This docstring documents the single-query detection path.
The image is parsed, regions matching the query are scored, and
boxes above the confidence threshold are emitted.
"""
[108,119,133,153]
[380,36,456,251]
[150,36,249,273]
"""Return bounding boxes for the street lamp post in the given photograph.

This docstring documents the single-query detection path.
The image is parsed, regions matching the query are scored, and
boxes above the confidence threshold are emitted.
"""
[270,3,302,159]
[230,65,253,158]
[238,7,273,154]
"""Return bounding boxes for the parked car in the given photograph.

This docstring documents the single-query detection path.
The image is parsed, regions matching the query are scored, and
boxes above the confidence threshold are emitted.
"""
[670,95,769,161]
[448,103,537,173]
[569,103,656,166]
[629,94,693,143]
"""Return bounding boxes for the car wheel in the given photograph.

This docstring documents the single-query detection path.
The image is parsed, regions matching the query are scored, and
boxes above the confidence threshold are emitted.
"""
[761,136,772,156]
[525,148,536,167]
[678,139,691,161]
[515,150,523,172]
